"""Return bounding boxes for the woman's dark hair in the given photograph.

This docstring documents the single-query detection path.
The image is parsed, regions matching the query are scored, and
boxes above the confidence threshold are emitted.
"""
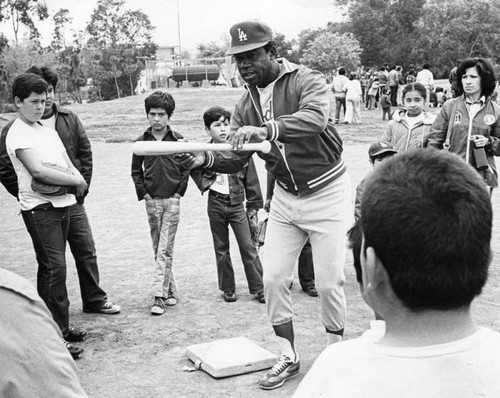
[457,58,498,98]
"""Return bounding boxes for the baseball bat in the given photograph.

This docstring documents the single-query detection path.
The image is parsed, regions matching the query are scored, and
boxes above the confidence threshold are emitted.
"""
[133,140,272,156]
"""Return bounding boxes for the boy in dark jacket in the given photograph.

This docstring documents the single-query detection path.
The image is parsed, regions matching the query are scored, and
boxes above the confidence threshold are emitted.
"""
[131,91,190,315]
[191,106,264,303]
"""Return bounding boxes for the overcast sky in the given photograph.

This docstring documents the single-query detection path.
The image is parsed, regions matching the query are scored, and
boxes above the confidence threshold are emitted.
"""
[1,0,343,52]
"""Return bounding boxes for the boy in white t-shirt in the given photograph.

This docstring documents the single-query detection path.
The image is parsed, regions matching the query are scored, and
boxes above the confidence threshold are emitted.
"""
[5,73,87,359]
[294,149,500,397]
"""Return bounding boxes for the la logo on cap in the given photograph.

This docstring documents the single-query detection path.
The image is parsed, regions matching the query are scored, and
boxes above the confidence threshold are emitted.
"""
[238,28,248,42]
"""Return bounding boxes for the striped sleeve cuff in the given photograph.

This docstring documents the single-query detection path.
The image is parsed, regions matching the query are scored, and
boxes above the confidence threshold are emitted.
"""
[264,121,280,142]
[204,151,215,168]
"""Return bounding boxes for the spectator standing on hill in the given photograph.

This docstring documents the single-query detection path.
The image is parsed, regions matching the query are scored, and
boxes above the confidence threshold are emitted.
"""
[388,65,399,106]
[345,72,362,124]
[416,63,435,103]
[331,67,349,124]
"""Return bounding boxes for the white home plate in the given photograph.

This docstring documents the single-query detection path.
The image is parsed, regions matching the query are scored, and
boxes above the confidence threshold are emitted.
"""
[186,336,277,378]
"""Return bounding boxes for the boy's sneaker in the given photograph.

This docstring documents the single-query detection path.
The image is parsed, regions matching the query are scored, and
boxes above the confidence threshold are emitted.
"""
[255,291,265,304]
[259,355,300,390]
[62,338,83,360]
[65,326,87,342]
[151,297,166,315]
[223,291,237,302]
[165,293,177,306]
[83,300,121,314]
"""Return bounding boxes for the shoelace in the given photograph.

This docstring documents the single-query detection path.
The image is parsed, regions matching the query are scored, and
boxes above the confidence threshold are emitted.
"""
[154,299,165,309]
[269,356,292,375]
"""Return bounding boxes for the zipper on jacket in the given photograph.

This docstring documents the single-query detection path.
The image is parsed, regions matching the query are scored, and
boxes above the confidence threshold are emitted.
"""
[465,102,485,164]
[248,87,299,192]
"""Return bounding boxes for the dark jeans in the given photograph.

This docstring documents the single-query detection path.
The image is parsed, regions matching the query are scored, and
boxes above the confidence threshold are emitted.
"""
[68,203,107,310]
[298,239,315,290]
[22,204,71,336]
[207,193,263,294]
[390,85,398,106]
[334,97,346,123]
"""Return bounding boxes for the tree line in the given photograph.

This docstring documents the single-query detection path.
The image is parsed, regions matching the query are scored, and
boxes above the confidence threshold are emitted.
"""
[199,0,500,79]
[1,0,500,109]
[0,0,156,108]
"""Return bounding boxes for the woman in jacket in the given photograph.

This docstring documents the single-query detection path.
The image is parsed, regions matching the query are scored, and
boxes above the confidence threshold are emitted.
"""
[426,58,500,195]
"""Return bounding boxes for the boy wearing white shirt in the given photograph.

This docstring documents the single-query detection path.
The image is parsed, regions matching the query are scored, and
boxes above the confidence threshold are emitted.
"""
[5,73,87,359]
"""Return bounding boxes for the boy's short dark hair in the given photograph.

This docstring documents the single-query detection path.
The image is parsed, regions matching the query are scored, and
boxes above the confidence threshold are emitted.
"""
[347,219,363,284]
[457,58,498,97]
[203,106,231,129]
[338,68,346,75]
[361,149,491,311]
[25,66,59,90]
[12,73,48,102]
[144,91,175,118]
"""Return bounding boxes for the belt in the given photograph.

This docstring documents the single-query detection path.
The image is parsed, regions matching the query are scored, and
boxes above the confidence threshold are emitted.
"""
[209,190,231,201]
[30,202,54,211]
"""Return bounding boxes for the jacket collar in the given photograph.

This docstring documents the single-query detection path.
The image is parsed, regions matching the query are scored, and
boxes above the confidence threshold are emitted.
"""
[144,125,184,140]
[392,109,436,125]
[243,58,300,90]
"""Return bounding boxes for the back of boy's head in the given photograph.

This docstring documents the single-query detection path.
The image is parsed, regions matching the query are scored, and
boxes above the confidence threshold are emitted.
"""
[12,73,48,102]
[203,106,231,129]
[25,65,59,90]
[361,149,491,312]
[338,67,346,75]
[144,91,175,118]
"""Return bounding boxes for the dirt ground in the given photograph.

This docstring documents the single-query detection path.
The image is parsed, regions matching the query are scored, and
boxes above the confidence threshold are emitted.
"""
[1,87,499,397]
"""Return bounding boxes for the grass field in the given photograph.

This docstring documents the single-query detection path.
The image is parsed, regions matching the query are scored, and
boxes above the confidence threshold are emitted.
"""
[1,86,499,397]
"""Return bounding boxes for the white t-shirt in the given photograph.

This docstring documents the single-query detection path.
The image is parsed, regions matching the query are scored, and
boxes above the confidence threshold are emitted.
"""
[6,118,76,211]
[40,113,56,130]
[210,173,230,195]
[294,327,500,398]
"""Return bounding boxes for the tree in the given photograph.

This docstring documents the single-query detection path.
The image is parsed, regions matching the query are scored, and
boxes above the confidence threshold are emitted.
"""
[85,0,157,100]
[301,31,361,74]
[196,34,230,59]
[416,0,500,77]
[0,0,49,44]
[50,8,71,52]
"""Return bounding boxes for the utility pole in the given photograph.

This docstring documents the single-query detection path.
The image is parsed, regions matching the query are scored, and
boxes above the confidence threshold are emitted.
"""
[177,0,182,56]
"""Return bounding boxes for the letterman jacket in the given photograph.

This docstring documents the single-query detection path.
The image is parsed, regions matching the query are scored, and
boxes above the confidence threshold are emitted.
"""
[204,58,346,197]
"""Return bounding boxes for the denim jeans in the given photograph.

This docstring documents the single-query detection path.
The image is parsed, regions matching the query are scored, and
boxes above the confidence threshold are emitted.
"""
[263,174,352,332]
[146,197,180,298]
[207,193,263,294]
[334,96,346,123]
[68,203,108,310]
[22,204,71,336]
[298,239,315,290]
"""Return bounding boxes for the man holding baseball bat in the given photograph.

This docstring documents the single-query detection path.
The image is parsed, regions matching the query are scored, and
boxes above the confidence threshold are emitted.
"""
[177,20,351,390]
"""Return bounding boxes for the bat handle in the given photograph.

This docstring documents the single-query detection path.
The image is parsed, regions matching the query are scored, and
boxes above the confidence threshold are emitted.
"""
[245,140,271,154]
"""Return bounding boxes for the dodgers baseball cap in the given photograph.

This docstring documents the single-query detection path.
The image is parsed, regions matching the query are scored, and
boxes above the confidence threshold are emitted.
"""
[226,20,273,56]
[368,141,397,159]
